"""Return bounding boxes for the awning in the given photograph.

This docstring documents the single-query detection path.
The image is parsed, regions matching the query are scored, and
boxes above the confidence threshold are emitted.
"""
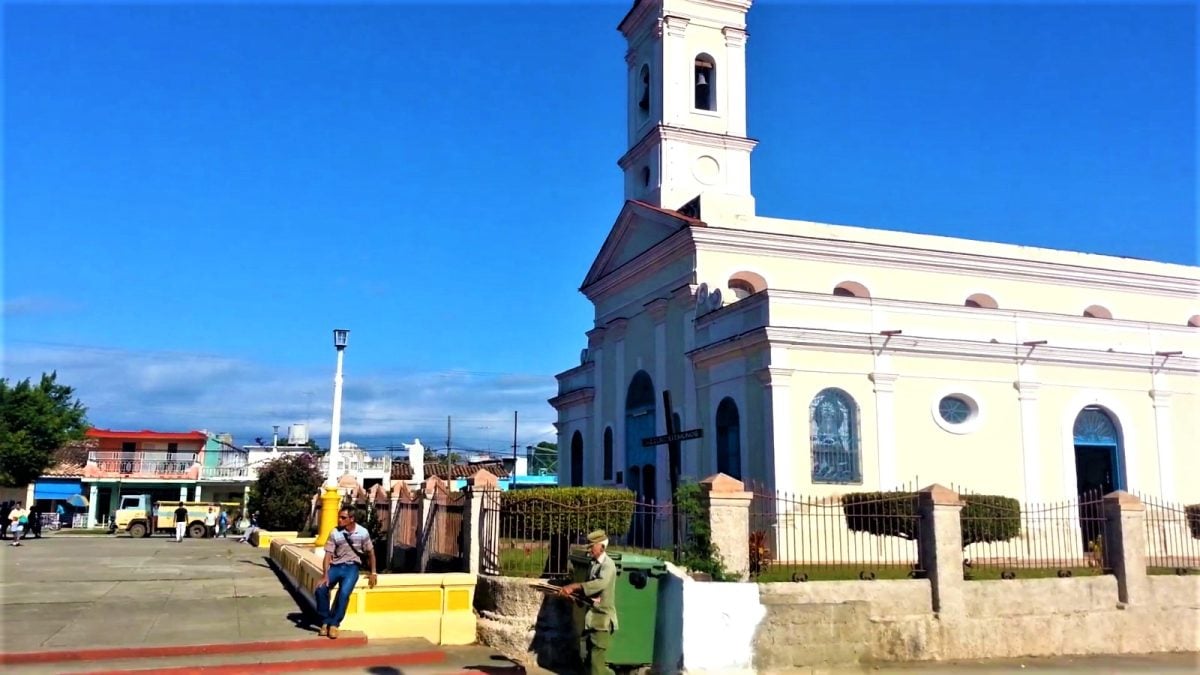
[34,479,83,501]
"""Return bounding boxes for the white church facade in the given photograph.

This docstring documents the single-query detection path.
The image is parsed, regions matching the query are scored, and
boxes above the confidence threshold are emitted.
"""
[551,0,1199,507]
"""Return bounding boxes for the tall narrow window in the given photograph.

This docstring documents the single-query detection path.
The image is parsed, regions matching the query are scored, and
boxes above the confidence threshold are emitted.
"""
[694,54,715,110]
[603,427,614,481]
[810,388,862,484]
[570,431,584,487]
[716,397,741,480]
[638,64,650,117]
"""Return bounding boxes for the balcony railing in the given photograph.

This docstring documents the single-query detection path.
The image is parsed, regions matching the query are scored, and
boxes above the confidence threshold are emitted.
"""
[90,451,197,476]
[318,457,392,474]
[201,465,254,480]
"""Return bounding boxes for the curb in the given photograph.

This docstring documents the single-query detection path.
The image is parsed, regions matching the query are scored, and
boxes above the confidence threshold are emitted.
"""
[0,635,369,666]
[76,648,446,675]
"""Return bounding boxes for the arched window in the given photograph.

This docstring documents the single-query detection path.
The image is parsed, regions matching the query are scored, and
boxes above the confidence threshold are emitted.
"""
[638,64,650,116]
[833,281,870,299]
[603,427,614,481]
[570,431,584,487]
[1186,315,1199,328]
[1072,405,1125,500]
[640,165,651,188]
[728,271,767,300]
[715,397,741,480]
[965,293,998,309]
[624,370,656,500]
[694,54,715,110]
[810,388,862,484]
[1083,305,1112,319]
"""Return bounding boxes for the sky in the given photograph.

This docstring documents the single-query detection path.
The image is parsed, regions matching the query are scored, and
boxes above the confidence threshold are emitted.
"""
[3,1,1196,456]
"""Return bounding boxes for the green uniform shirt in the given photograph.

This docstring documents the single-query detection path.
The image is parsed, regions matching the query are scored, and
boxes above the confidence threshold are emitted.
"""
[580,553,618,632]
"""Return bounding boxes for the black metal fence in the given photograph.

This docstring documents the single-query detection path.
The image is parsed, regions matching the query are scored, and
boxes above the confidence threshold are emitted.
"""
[959,489,1110,580]
[1140,492,1200,575]
[748,489,923,582]
[481,493,682,579]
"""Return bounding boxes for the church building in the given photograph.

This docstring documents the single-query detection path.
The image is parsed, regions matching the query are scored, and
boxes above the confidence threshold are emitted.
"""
[550,0,1199,507]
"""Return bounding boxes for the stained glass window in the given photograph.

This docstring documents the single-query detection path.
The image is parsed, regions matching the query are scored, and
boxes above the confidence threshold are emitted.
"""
[938,396,972,424]
[810,388,861,484]
[1073,406,1118,445]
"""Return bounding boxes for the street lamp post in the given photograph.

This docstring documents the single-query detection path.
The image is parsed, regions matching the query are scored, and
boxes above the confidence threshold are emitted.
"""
[316,328,350,547]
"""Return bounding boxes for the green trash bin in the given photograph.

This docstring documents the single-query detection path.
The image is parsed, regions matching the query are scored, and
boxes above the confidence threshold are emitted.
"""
[569,550,667,670]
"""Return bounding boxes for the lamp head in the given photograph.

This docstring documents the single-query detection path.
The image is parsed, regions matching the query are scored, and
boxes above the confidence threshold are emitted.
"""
[333,329,350,349]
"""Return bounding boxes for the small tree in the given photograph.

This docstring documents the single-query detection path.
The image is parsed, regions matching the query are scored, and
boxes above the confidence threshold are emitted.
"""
[249,453,322,531]
[673,482,730,580]
[0,372,89,486]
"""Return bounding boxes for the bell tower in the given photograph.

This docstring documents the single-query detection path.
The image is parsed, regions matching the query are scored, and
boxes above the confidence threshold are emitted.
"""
[617,0,757,223]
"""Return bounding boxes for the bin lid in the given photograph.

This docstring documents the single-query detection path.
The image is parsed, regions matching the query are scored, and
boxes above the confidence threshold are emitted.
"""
[611,552,667,572]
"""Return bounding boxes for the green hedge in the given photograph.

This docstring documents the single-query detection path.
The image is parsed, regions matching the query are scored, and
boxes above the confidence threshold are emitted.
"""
[1187,504,1200,540]
[500,487,635,537]
[842,491,1021,547]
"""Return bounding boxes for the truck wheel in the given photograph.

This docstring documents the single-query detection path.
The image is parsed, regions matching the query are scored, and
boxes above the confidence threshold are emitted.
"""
[188,522,208,539]
[129,522,147,538]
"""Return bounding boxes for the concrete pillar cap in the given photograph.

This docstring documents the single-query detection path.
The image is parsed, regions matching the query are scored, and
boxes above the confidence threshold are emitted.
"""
[918,484,962,506]
[467,469,499,488]
[699,473,746,493]
[1102,490,1145,510]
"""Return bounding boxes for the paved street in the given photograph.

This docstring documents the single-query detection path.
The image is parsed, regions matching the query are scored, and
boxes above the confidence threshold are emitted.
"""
[1,533,314,652]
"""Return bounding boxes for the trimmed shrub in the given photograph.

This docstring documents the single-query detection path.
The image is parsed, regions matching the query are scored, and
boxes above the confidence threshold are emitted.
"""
[674,482,730,580]
[842,491,919,540]
[842,490,1021,547]
[960,494,1021,547]
[500,486,635,537]
[1187,504,1200,540]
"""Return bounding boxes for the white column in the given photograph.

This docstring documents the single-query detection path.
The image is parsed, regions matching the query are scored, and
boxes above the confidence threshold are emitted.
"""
[1017,381,1042,502]
[614,335,627,481]
[650,299,669,502]
[194,484,202,502]
[1151,390,1175,501]
[179,485,188,502]
[721,27,749,137]
[87,484,99,528]
[757,368,793,494]
[590,337,604,483]
[870,372,899,490]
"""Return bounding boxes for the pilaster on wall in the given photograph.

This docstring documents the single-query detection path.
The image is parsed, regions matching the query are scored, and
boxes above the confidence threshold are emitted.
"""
[700,472,753,581]
[756,367,793,494]
[870,372,898,490]
[1150,390,1175,501]
[1016,381,1042,502]
[1103,491,1148,606]
[917,484,965,617]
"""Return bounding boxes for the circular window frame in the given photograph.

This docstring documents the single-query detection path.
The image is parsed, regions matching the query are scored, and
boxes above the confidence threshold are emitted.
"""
[931,391,983,435]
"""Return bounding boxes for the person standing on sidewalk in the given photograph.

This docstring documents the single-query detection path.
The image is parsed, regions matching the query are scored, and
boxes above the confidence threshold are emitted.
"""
[217,509,229,538]
[204,506,217,538]
[314,508,376,639]
[173,503,188,542]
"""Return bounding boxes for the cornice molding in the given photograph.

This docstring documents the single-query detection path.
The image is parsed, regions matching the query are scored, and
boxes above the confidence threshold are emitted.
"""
[583,228,696,302]
[663,14,690,38]
[671,283,697,308]
[645,297,670,323]
[687,325,1198,374]
[869,372,899,393]
[619,124,758,171]
[691,227,1198,299]
[1150,389,1173,406]
[755,366,791,387]
[549,387,595,411]
[586,327,607,349]
[722,26,748,47]
[605,317,630,340]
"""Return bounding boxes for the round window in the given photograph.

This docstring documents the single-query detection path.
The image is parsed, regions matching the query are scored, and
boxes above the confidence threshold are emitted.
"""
[938,396,973,424]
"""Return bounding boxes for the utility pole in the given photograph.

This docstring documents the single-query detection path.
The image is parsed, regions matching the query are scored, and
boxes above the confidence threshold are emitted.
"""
[511,410,518,488]
[446,415,452,471]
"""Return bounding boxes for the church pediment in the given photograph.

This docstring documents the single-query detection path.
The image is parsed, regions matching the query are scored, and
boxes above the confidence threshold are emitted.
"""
[581,200,703,291]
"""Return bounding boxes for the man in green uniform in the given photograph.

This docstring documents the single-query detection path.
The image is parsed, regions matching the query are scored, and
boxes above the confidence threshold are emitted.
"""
[559,529,617,675]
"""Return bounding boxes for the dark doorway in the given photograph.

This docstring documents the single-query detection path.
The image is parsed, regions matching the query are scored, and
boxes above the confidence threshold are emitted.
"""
[1072,406,1123,553]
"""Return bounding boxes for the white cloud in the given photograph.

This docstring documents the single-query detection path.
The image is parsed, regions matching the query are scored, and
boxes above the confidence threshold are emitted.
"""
[3,295,82,317]
[2,342,559,453]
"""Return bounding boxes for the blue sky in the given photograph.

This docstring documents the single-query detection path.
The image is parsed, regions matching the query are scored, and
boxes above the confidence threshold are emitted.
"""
[3,1,1195,454]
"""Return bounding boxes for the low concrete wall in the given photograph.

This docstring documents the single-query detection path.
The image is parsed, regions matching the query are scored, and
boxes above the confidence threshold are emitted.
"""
[473,575,577,670]
[269,536,477,644]
[750,575,1200,670]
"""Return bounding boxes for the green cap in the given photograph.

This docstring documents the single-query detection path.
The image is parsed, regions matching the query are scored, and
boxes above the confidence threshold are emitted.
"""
[587,529,608,544]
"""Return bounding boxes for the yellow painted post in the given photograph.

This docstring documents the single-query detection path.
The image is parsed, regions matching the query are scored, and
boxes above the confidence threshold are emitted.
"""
[315,485,342,546]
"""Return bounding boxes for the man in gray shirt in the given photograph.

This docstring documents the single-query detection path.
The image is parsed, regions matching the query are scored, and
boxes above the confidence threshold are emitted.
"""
[315,508,376,638]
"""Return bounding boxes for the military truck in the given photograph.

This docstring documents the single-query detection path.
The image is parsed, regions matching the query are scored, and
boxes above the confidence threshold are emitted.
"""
[110,494,241,538]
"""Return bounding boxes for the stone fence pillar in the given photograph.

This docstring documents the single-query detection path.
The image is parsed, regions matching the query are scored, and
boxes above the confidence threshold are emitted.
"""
[917,484,965,616]
[1103,491,1147,605]
[465,469,501,576]
[699,473,753,581]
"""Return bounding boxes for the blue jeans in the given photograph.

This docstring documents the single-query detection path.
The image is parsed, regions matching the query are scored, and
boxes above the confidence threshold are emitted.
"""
[314,563,359,627]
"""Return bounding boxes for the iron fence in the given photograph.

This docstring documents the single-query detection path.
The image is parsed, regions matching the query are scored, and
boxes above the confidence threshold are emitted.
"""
[482,493,680,579]
[748,488,923,582]
[1139,492,1200,575]
[959,489,1110,580]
